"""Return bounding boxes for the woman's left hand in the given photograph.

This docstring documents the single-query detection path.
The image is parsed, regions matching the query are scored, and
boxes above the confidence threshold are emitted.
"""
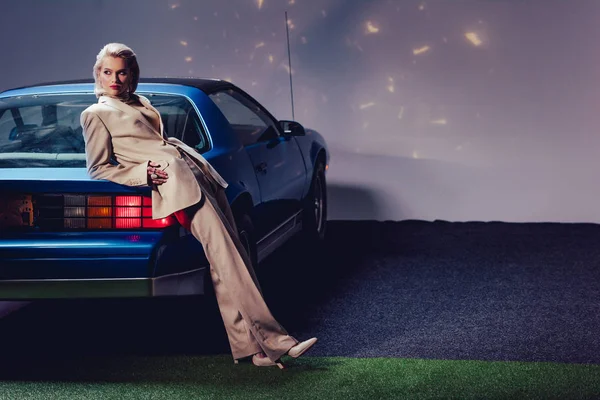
[147,161,169,185]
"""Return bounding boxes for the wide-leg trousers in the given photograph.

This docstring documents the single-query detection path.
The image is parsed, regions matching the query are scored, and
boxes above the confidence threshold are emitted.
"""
[174,151,298,362]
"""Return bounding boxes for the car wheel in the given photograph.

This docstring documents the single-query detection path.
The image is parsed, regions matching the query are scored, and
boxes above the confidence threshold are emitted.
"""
[302,162,327,244]
[236,213,258,270]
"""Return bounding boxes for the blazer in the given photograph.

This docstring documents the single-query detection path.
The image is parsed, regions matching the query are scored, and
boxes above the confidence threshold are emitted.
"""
[80,94,228,220]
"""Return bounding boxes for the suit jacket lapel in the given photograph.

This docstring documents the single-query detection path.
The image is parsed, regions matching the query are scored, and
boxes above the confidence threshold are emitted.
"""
[138,95,164,136]
[99,95,162,137]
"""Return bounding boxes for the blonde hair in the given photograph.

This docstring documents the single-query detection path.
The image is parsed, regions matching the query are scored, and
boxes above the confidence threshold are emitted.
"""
[93,43,140,98]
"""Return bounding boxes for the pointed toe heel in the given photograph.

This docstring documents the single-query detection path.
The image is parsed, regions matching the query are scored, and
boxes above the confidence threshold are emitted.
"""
[288,337,318,359]
[252,353,285,369]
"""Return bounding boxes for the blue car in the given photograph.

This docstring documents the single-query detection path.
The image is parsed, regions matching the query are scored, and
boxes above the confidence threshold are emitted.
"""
[0,78,329,299]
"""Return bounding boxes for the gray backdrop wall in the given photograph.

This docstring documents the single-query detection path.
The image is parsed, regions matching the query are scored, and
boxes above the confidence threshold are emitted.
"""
[2,0,599,222]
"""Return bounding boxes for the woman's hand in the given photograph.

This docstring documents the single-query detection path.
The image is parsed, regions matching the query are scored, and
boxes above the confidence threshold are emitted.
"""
[147,161,169,185]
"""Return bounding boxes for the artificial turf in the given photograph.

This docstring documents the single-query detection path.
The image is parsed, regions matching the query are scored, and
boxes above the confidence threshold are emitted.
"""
[0,356,599,399]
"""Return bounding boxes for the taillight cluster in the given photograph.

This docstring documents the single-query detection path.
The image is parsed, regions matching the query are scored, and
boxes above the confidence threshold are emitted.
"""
[37,194,175,230]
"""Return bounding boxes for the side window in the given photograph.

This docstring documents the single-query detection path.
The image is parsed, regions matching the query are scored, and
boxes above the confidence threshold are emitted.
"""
[148,95,210,154]
[209,90,278,146]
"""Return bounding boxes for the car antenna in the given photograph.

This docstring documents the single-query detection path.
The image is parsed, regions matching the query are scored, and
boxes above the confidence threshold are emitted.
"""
[285,10,295,121]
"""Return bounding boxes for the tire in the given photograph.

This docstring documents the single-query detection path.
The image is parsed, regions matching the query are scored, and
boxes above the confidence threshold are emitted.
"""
[302,162,327,244]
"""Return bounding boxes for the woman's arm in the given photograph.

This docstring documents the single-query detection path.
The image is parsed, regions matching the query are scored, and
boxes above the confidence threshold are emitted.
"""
[80,110,149,186]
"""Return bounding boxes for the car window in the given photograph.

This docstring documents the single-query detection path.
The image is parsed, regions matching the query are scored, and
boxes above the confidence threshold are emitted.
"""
[0,95,91,168]
[209,90,278,146]
[0,93,209,168]
[144,95,209,154]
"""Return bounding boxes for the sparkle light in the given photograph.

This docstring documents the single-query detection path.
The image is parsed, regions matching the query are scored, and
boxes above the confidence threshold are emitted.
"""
[185,56,192,62]
[387,77,395,93]
[418,3,425,11]
[465,32,483,46]
[431,119,447,125]
[268,54,274,63]
[287,19,295,30]
[170,4,179,9]
[412,151,420,159]
[257,0,264,10]
[281,64,294,74]
[255,42,265,49]
[289,0,295,4]
[347,38,364,52]
[413,45,430,55]
[365,21,379,34]
[359,102,375,110]
[180,41,188,46]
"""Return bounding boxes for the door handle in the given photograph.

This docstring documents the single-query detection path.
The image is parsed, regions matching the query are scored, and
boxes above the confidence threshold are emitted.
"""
[255,162,267,174]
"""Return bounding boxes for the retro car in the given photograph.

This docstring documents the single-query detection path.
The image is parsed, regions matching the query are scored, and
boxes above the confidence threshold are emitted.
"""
[0,78,329,299]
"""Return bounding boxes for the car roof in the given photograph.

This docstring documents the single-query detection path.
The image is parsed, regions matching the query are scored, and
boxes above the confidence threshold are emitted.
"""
[1,77,236,95]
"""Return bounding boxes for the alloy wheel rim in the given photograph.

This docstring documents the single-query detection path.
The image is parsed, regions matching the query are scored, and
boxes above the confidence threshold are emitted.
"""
[314,175,324,233]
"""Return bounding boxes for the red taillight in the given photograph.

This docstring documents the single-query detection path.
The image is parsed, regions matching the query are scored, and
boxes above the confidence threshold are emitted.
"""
[115,217,142,229]
[115,196,143,207]
[115,206,142,218]
[57,195,177,230]
[143,216,176,228]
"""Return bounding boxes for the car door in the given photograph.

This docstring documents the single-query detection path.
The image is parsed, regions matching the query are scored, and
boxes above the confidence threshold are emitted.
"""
[208,89,306,238]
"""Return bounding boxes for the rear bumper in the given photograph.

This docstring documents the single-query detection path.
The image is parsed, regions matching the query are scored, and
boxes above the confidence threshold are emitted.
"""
[0,268,206,300]
[0,232,162,279]
[0,231,208,299]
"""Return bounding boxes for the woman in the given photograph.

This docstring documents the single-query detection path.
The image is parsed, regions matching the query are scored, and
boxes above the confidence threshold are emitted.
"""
[80,43,317,368]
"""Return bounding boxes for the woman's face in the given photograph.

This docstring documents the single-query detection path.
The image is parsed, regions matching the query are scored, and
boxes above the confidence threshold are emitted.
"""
[99,56,132,97]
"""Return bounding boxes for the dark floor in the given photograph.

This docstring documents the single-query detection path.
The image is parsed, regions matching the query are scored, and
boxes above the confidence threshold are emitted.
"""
[2,221,600,364]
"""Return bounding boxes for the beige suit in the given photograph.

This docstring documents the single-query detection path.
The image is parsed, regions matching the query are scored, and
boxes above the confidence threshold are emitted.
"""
[80,95,227,220]
[80,94,297,362]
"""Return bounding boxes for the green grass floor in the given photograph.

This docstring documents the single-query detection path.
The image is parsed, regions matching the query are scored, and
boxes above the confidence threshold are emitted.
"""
[1,356,599,399]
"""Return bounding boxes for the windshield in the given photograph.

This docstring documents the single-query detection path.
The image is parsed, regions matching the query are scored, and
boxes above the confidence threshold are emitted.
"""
[0,93,209,168]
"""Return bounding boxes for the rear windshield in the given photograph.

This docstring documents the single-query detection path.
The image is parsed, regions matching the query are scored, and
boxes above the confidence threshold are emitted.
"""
[0,93,209,168]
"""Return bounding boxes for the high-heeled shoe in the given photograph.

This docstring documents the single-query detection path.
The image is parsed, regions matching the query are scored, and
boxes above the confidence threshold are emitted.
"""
[252,353,285,369]
[288,337,318,358]
[240,337,318,369]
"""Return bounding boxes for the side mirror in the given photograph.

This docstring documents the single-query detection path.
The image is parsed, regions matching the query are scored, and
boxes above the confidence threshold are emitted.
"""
[279,120,306,136]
